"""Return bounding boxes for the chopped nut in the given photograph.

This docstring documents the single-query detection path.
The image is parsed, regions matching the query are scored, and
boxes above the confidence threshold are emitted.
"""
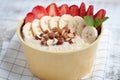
[69,38,75,44]
[63,33,69,40]
[55,32,60,38]
[58,29,63,35]
[40,33,44,37]
[63,26,70,33]
[53,38,58,45]
[35,35,42,40]
[57,38,64,45]
[48,32,55,39]
[65,38,71,42]
[52,27,59,32]
[61,29,65,36]
[41,40,47,46]
[44,30,49,34]
[73,32,77,36]
[67,33,74,38]
[44,35,49,40]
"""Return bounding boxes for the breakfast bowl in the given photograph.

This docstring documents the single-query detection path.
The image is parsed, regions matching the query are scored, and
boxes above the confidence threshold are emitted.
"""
[17,19,103,80]
[16,2,108,80]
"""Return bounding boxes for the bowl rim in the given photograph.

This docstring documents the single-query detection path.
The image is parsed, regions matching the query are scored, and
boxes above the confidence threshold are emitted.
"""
[17,19,103,54]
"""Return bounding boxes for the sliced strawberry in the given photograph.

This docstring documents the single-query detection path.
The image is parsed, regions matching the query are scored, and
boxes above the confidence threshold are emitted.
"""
[59,4,69,16]
[32,5,47,19]
[46,3,59,17]
[25,12,35,23]
[94,9,106,19]
[86,5,94,17]
[79,2,86,18]
[69,5,79,16]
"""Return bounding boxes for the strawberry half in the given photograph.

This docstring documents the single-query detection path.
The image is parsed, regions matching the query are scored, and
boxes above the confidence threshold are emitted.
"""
[25,12,35,23]
[32,5,47,19]
[94,9,106,19]
[46,3,59,17]
[79,2,86,18]
[69,5,79,16]
[59,4,69,16]
[86,5,94,17]
[94,9,106,34]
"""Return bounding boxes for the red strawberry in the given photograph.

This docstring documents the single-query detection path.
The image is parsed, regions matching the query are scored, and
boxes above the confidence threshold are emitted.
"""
[69,5,79,16]
[86,5,94,17]
[32,5,47,19]
[25,12,35,23]
[59,4,69,16]
[94,9,106,34]
[79,2,86,18]
[46,3,59,17]
[94,9,106,19]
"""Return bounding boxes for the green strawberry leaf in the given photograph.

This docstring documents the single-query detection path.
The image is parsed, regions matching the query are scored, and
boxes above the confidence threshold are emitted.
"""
[94,17,109,28]
[84,16,109,28]
[94,18,102,28]
[84,16,94,26]
[102,17,109,22]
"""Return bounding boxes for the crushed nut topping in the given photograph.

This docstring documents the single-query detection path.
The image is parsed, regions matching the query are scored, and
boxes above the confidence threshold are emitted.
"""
[34,26,76,46]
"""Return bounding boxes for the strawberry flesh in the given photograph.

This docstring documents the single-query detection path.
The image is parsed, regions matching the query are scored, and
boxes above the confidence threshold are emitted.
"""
[86,5,94,17]
[25,12,35,23]
[79,2,86,18]
[59,4,69,16]
[32,5,47,19]
[94,9,106,19]
[46,3,59,17]
[69,5,79,16]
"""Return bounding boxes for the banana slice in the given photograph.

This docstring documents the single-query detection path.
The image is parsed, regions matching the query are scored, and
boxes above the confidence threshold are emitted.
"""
[81,26,98,43]
[22,22,34,39]
[49,16,60,29]
[59,14,75,32]
[32,19,42,36]
[74,16,86,36]
[40,16,51,32]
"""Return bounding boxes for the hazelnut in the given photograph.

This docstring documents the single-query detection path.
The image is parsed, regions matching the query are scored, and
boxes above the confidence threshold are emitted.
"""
[48,32,55,39]
[41,40,47,46]
[57,38,64,45]
[44,30,49,34]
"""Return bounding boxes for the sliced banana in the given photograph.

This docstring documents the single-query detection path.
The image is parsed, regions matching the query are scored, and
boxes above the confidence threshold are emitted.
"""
[59,14,75,32]
[74,16,86,36]
[40,16,51,32]
[32,19,42,36]
[49,16,60,29]
[22,22,34,39]
[81,26,98,43]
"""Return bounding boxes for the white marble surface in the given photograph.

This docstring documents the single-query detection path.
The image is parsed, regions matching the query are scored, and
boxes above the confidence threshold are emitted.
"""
[0,0,120,80]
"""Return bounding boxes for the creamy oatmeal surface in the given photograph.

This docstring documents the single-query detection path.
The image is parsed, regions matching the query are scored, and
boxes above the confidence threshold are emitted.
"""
[22,14,98,52]
[24,36,89,52]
